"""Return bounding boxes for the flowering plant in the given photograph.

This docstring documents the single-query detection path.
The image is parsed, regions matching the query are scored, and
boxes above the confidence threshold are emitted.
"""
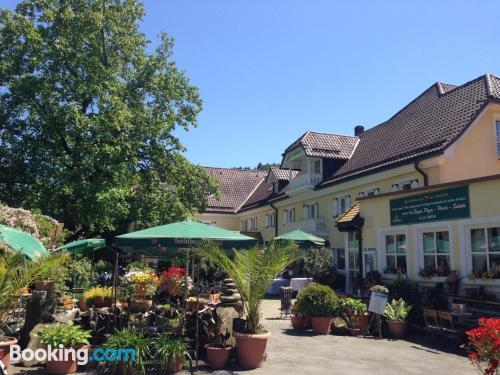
[466,318,500,375]
[160,267,192,296]
[124,267,159,296]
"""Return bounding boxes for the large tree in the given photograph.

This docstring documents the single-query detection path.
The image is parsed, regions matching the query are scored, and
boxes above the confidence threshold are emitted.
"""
[0,0,217,237]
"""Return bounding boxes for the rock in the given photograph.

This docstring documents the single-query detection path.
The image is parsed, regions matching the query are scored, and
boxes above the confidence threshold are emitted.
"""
[223,278,234,283]
[222,283,236,289]
[332,317,347,329]
[220,293,241,303]
[221,288,238,295]
[22,323,61,367]
[53,308,79,323]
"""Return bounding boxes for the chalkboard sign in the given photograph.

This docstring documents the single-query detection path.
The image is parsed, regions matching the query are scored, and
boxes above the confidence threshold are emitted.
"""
[368,292,388,315]
[390,186,470,226]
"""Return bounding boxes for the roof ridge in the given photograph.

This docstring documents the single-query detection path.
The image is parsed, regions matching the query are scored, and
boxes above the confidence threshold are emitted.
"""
[306,130,359,139]
[236,176,267,211]
[202,166,264,173]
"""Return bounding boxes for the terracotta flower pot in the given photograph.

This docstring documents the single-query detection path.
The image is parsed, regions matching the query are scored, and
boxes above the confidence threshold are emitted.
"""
[291,315,305,330]
[205,344,231,370]
[348,328,361,336]
[166,354,183,373]
[0,336,18,369]
[311,317,332,335]
[78,300,88,312]
[92,297,112,308]
[134,285,148,297]
[233,331,271,369]
[46,358,78,375]
[130,299,152,313]
[355,314,369,334]
[81,345,99,369]
[303,316,312,329]
[387,320,407,339]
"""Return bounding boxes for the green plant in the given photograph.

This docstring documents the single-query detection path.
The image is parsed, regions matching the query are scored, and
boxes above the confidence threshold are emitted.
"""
[370,284,389,294]
[0,252,68,331]
[303,248,333,281]
[295,284,339,317]
[104,328,150,375]
[83,286,112,305]
[384,298,412,322]
[340,297,367,316]
[38,321,91,348]
[150,334,189,370]
[197,241,300,333]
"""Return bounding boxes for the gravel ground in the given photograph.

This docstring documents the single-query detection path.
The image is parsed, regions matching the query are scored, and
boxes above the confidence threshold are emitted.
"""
[9,298,475,375]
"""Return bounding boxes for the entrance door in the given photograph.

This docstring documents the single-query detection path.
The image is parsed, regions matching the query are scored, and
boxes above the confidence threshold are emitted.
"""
[363,250,376,277]
[346,231,360,294]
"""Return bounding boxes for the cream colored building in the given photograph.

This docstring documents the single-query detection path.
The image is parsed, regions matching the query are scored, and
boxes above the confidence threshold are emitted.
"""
[195,74,500,296]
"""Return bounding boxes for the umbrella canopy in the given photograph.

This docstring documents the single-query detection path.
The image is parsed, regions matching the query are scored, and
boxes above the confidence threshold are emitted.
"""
[274,229,326,247]
[0,224,48,259]
[55,238,106,254]
[113,220,257,250]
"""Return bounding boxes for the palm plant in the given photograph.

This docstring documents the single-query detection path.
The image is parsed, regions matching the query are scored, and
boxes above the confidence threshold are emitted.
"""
[0,251,68,332]
[197,241,300,333]
[150,333,189,371]
[384,298,412,321]
[104,328,150,375]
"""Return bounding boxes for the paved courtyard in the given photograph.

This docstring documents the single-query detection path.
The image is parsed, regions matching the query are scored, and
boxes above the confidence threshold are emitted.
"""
[10,299,475,375]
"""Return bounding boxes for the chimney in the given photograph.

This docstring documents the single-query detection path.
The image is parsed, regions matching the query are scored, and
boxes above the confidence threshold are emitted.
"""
[354,125,364,136]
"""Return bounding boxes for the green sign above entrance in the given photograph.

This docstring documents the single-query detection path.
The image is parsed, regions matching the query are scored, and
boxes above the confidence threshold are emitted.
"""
[390,186,470,226]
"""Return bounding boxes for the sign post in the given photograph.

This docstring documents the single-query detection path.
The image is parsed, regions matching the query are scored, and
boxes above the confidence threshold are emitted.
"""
[368,292,388,339]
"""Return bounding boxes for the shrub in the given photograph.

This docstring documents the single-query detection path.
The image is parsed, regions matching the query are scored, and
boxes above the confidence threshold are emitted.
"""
[104,328,150,375]
[83,286,113,305]
[466,318,500,375]
[303,248,333,281]
[340,297,367,316]
[296,283,339,317]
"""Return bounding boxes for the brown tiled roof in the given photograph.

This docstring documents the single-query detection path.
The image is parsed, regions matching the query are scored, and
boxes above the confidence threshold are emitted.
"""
[336,201,359,224]
[320,74,500,188]
[203,168,267,213]
[284,131,359,160]
[269,167,299,181]
[242,180,274,208]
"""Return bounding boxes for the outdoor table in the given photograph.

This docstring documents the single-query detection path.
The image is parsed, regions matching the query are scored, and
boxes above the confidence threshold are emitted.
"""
[266,278,290,295]
[290,277,313,293]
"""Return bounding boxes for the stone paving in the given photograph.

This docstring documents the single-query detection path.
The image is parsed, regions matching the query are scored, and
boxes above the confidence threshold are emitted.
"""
[10,299,475,375]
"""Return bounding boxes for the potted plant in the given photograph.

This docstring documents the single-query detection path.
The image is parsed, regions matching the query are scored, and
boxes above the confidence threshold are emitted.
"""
[466,317,500,375]
[198,241,299,369]
[150,333,189,374]
[340,297,368,334]
[384,298,412,338]
[38,322,91,374]
[83,286,113,308]
[0,253,67,369]
[104,328,150,375]
[290,301,305,330]
[205,329,231,370]
[296,284,338,335]
[124,268,159,312]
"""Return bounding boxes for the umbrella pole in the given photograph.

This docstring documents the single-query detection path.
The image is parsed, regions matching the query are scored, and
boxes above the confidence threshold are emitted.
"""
[112,248,119,327]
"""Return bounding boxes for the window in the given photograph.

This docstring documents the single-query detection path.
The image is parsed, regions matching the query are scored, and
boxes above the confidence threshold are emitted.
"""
[496,121,500,157]
[273,181,279,193]
[422,231,450,275]
[266,213,276,228]
[333,195,351,217]
[470,227,500,276]
[241,220,247,231]
[384,233,407,274]
[334,248,346,270]
[304,203,318,219]
[392,180,418,191]
[314,159,321,174]
[284,208,295,224]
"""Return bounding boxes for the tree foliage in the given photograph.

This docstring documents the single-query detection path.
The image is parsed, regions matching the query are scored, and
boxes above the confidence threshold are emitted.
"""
[0,0,218,236]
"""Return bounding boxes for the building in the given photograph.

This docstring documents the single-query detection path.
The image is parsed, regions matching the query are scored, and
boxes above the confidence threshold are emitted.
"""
[194,74,500,295]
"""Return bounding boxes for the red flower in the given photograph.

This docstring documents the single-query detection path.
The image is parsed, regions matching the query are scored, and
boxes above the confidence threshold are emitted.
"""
[160,267,186,296]
[466,318,500,375]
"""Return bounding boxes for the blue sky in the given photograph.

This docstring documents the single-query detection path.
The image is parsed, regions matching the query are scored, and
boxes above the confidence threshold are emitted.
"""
[5,1,500,168]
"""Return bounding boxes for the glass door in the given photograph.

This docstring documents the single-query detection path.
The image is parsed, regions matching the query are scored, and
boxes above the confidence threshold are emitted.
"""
[346,231,360,294]
[363,250,376,277]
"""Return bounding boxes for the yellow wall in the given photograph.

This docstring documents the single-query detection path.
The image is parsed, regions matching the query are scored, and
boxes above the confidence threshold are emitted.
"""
[238,206,277,242]
[192,213,240,231]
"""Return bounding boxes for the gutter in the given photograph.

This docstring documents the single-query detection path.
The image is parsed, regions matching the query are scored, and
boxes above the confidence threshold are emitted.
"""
[270,203,279,237]
[414,160,429,187]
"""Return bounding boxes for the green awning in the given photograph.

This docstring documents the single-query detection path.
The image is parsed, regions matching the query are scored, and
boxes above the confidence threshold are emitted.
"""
[0,224,48,259]
[55,238,106,254]
[113,220,257,250]
[274,229,326,247]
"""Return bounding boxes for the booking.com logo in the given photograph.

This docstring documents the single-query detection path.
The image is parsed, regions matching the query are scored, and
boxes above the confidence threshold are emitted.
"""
[11,345,136,366]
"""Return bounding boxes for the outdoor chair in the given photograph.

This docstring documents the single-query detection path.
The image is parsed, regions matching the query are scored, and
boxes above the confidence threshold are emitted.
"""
[422,308,442,344]
[280,286,293,318]
[438,311,462,344]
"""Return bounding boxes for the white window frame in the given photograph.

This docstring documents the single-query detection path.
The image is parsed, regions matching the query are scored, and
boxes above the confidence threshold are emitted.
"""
[333,195,351,217]
[359,187,380,197]
[313,159,321,174]
[413,222,453,280]
[378,226,409,276]
[392,177,419,191]
[459,216,500,282]
[285,208,295,224]
[304,202,318,220]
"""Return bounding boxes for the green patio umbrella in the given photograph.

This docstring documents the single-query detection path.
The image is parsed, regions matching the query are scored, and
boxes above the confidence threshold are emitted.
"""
[274,229,326,247]
[0,224,48,259]
[54,238,106,254]
[114,220,257,250]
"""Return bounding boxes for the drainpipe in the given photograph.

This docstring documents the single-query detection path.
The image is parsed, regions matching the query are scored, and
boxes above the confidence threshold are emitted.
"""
[270,202,279,237]
[414,160,429,187]
[357,227,363,294]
